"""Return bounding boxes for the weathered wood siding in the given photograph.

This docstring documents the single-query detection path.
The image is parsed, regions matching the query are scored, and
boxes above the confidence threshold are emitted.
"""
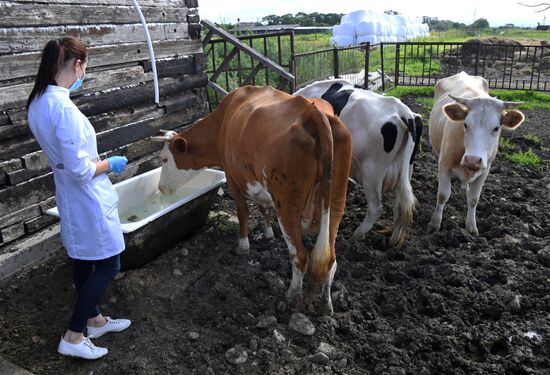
[0,0,206,250]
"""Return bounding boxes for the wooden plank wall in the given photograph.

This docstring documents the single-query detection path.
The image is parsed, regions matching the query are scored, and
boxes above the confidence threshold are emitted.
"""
[0,0,208,248]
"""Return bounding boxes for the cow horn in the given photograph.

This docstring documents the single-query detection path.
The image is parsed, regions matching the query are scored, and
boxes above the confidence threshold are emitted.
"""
[502,101,523,108]
[150,136,171,142]
[448,94,472,107]
[159,129,170,134]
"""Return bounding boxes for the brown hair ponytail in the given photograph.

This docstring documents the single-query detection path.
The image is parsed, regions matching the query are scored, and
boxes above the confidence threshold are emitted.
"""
[27,36,88,108]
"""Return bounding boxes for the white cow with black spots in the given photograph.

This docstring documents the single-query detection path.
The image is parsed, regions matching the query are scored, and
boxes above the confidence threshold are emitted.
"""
[295,79,423,248]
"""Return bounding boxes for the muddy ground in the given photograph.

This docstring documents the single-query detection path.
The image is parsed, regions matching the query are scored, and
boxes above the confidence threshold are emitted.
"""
[1,98,549,374]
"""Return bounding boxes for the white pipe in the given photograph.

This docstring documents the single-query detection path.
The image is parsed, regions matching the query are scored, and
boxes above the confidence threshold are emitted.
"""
[131,0,159,104]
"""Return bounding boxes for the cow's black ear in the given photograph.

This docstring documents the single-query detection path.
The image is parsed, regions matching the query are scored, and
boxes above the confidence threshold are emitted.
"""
[173,137,188,153]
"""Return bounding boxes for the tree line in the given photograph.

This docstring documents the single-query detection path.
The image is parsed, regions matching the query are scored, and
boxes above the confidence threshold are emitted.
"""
[261,12,344,26]
[260,12,494,31]
[423,17,491,31]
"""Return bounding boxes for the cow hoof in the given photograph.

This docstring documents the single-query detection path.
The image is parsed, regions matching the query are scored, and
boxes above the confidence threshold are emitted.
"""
[321,301,334,316]
[427,222,440,234]
[236,238,250,255]
[466,226,479,236]
[264,227,274,240]
[349,231,365,243]
[285,288,302,303]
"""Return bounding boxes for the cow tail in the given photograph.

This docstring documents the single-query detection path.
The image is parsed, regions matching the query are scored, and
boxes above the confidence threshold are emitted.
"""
[389,117,418,248]
[308,107,334,284]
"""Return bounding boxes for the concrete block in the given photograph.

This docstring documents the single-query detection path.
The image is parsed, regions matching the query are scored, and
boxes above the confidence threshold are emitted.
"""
[0,223,25,244]
[22,151,49,171]
[0,224,63,282]
[0,355,34,375]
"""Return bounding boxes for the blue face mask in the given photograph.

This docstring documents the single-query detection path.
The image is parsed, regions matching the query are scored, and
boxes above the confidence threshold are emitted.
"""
[69,74,85,92]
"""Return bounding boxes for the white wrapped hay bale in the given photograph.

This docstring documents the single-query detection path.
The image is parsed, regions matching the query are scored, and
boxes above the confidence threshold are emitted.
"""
[330,35,356,47]
[332,10,429,46]
[347,10,369,24]
[356,21,376,36]
[336,22,356,37]
[356,35,379,45]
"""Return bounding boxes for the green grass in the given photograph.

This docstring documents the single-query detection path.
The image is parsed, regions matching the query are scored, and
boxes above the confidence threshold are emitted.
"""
[386,86,435,98]
[524,132,543,145]
[490,90,550,110]
[413,28,550,43]
[294,33,332,53]
[385,86,550,111]
[499,137,518,151]
[504,148,543,168]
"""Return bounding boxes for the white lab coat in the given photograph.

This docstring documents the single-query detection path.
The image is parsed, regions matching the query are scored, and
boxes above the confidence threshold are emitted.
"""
[28,85,125,260]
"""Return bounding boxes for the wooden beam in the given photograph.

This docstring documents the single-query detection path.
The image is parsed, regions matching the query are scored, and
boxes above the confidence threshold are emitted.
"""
[0,138,39,162]
[0,124,29,141]
[75,74,207,117]
[9,0,186,5]
[89,103,165,134]
[0,66,153,111]
[159,92,199,114]
[6,73,208,128]
[0,173,55,218]
[0,113,10,126]
[0,23,189,55]
[95,102,205,153]
[0,39,202,82]
[0,3,189,27]
[141,56,198,78]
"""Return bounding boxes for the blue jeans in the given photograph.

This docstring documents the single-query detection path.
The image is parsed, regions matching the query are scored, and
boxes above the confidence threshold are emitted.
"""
[68,254,120,333]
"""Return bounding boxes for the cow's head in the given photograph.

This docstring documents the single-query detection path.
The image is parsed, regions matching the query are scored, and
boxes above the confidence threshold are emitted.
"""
[151,130,201,194]
[443,95,524,171]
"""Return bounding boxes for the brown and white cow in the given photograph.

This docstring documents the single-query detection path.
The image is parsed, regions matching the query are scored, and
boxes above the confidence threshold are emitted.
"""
[153,86,352,314]
[428,71,525,235]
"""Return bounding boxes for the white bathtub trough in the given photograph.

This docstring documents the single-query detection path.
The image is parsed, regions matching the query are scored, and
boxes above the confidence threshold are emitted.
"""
[46,167,226,269]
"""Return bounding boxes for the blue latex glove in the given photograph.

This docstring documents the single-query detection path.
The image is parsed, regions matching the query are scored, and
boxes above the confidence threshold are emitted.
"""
[107,156,128,173]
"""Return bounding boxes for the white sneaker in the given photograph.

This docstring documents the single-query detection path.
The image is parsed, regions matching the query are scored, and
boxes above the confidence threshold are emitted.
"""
[87,317,131,339]
[57,336,108,360]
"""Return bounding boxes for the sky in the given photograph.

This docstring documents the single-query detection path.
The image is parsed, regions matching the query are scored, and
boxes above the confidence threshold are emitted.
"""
[199,0,548,27]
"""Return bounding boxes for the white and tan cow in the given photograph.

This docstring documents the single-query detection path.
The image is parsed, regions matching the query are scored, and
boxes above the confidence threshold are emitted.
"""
[428,71,525,235]
[295,79,423,248]
[152,86,352,314]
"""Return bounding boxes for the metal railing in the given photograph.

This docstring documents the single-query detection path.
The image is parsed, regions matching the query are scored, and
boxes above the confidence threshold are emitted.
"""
[291,44,374,89]
[392,42,550,91]
[201,20,295,108]
[292,42,550,92]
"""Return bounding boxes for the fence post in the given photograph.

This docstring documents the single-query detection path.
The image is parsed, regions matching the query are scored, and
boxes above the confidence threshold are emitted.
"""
[290,31,296,93]
[333,47,340,78]
[290,54,297,93]
[381,43,386,91]
[394,43,400,89]
[474,43,480,76]
[364,42,370,89]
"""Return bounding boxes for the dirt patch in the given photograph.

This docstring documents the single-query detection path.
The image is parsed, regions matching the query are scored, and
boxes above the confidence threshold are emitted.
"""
[1,103,550,374]
[437,38,550,89]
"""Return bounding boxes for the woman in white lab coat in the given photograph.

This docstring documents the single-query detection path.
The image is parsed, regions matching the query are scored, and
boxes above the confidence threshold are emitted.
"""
[27,36,131,360]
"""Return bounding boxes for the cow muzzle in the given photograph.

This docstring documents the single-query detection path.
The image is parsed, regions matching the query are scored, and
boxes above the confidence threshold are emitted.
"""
[461,155,483,171]
[158,185,174,195]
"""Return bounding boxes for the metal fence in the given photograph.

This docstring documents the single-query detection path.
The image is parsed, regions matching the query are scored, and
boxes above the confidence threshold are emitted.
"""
[292,44,373,89]
[203,28,295,108]
[293,42,550,92]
